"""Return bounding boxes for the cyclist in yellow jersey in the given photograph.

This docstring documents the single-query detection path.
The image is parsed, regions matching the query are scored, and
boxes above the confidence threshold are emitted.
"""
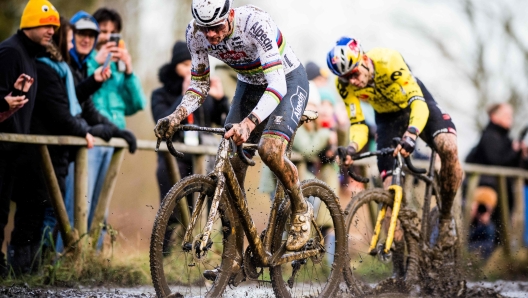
[326,37,463,260]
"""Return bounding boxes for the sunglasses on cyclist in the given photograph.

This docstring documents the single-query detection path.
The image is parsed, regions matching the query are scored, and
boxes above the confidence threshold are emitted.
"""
[341,67,361,81]
[196,20,227,33]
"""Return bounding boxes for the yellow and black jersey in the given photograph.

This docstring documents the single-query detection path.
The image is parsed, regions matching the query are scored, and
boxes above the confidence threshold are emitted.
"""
[335,48,429,150]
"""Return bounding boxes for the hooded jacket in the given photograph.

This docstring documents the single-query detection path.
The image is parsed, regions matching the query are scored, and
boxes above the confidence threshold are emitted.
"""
[69,11,99,73]
[86,50,146,129]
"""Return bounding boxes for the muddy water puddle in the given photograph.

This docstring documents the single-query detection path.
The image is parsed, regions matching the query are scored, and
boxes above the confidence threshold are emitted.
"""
[0,281,526,297]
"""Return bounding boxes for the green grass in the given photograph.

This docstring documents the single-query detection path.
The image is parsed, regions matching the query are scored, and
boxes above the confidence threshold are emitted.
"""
[0,227,151,288]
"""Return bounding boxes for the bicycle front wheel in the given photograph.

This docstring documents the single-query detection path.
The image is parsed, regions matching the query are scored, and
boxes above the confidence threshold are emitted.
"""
[269,179,347,298]
[150,175,237,298]
[343,188,396,295]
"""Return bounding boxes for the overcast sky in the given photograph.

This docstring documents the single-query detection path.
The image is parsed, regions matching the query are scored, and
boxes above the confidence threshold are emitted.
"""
[135,0,528,157]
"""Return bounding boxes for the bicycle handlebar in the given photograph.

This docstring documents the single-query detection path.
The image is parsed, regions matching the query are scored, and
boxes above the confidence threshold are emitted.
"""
[155,124,255,166]
[346,141,426,183]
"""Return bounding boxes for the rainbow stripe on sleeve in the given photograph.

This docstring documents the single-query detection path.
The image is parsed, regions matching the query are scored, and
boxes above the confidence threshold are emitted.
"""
[262,59,283,74]
[191,67,210,81]
[276,29,285,56]
[186,88,206,100]
[230,58,263,75]
[265,87,283,104]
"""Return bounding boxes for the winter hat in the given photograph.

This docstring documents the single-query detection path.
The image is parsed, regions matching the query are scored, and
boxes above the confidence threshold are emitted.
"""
[20,0,60,29]
[473,186,498,210]
[171,41,191,66]
[305,61,328,81]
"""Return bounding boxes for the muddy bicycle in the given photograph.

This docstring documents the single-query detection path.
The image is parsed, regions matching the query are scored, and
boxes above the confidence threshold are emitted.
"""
[149,111,347,298]
[343,138,461,296]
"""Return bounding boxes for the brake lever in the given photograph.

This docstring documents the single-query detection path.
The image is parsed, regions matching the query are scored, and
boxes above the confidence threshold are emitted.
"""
[224,123,255,166]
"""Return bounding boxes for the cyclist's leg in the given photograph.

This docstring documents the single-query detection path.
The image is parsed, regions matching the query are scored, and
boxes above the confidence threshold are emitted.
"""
[375,109,409,278]
[258,65,310,250]
[224,81,267,188]
[417,79,462,224]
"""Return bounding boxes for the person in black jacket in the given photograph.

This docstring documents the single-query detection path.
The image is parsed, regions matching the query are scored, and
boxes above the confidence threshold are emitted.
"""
[0,0,60,275]
[151,41,229,199]
[465,103,528,246]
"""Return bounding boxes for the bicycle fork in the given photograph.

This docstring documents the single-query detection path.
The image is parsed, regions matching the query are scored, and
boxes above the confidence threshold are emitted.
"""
[368,185,403,255]
[368,154,405,256]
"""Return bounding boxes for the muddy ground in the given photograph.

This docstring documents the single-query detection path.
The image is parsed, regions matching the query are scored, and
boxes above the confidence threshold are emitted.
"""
[0,281,526,298]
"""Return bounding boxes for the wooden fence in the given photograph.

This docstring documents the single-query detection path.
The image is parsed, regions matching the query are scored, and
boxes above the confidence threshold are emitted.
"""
[0,133,527,259]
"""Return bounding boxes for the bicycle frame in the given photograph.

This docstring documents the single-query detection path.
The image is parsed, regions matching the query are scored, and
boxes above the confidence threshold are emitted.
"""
[181,123,324,268]
[367,149,440,255]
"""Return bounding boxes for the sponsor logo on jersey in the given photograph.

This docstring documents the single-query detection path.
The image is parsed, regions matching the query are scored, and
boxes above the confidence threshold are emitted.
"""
[349,104,357,118]
[283,54,293,67]
[274,116,283,124]
[249,22,273,51]
[208,44,228,51]
[230,36,243,48]
[218,51,248,60]
[290,86,308,122]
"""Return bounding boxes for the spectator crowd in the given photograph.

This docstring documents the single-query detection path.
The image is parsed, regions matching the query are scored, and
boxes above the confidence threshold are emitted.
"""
[0,0,527,280]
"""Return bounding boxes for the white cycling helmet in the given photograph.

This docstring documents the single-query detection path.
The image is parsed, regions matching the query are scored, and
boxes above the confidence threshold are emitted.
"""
[192,0,232,27]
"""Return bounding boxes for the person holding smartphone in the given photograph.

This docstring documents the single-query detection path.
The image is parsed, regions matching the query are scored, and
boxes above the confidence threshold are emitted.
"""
[84,8,145,249]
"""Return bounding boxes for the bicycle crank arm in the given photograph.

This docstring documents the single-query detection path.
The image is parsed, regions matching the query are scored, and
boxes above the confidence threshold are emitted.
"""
[385,185,403,254]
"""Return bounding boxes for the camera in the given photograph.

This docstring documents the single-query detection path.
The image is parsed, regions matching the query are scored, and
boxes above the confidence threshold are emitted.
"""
[108,33,126,72]
[109,33,121,45]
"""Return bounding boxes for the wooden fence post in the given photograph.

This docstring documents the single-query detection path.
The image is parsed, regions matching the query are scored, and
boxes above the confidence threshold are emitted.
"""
[75,147,89,238]
[512,177,525,250]
[89,148,126,248]
[498,175,512,258]
[163,151,190,230]
[38,145,77,247]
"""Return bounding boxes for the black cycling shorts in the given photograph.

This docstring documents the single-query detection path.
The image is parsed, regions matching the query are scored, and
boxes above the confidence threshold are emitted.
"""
[375,78,457,175]
[225,64,309,152]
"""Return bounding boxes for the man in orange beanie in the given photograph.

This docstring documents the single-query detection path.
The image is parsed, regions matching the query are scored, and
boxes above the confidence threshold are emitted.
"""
[0,0,60,275]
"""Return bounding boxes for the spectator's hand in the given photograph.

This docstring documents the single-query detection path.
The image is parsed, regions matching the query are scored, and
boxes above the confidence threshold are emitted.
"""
[208,77,225,100]
[114,44,133,75]
[394,132,417,158]
[154,107,187,140]
[4,94,28,110]
[224,118,255,146]
[114,129,137,154]
[94,41,118,65]
[512,140,521,152]
[85,133,95,149]
[337,145,357,167]
[521,142,528,159]
[94,66,112,82]
[14,74,34,92]
[89,124,116,142]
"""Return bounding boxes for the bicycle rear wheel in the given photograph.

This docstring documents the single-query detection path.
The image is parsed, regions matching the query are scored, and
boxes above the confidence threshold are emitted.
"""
[150,175,237,298]
[269,179,347,298]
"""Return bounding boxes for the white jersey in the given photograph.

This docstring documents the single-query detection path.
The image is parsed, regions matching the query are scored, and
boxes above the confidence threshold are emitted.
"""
[181,5,302,122]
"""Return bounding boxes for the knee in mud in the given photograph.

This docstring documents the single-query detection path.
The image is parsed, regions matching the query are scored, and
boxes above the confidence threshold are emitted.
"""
[258,136,286,165]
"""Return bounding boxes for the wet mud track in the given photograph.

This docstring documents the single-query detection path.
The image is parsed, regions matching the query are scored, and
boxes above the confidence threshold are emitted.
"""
[0,281,526,298]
